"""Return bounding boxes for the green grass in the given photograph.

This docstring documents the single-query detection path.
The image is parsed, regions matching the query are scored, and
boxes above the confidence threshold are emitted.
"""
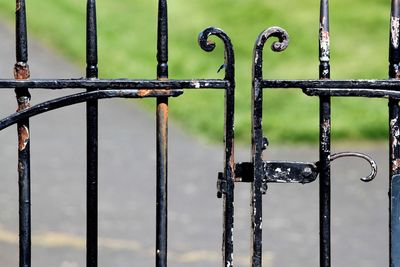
[0,0,392,144]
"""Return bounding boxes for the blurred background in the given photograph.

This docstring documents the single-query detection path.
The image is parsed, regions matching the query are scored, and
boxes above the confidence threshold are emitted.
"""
[0,0,394,267]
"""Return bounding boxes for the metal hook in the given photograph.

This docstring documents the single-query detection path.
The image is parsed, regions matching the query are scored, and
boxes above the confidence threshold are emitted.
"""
[329,152,378,182]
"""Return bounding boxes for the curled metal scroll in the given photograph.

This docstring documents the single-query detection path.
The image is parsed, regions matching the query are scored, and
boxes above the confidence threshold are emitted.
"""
[198,27,235,83]
[329,151,378,182]
[253,26,289,81]
[198,26,235,178]
[254,26,290,53]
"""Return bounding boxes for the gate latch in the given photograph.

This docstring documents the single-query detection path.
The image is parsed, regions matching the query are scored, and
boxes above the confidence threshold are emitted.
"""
[235,161,319,184]
[233,151,377,194]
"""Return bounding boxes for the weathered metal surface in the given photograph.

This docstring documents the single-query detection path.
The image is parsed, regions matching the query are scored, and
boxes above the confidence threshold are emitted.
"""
[156,2,169,266]
[14,1,31,267]
[263,79,400,89]
[199,26,236,267]
[235,151,377,186]
[0,79,228,89]
[4,0,238,266]
[251,26,289,267]
[235,161,318,184]
[390,3,400,267]
[5,0,400,266]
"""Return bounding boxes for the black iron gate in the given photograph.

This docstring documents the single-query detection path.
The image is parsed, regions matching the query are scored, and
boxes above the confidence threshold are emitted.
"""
[2,0,400,266]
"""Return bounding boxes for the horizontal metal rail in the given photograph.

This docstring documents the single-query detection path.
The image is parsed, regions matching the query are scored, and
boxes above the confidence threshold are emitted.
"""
[262,80,400,98]
[263,79,400,89]
[0,79,228,89]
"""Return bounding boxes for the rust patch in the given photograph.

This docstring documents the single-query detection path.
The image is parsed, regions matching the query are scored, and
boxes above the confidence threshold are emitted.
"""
[14,62,30,80]
[393,159,400,172]
[158,101,168,120]
[16,96,30,112]
[18,125,29,151]
[138,89,171,98]
[16,0,21,11]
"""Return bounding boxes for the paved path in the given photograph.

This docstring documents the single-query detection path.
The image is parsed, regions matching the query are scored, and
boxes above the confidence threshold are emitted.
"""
[0,19,392,267]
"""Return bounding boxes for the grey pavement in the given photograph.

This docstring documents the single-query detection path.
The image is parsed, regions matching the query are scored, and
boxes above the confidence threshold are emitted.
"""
[0,19,391,267]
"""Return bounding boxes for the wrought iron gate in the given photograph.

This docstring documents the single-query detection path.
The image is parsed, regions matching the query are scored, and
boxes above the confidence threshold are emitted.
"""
[2,0,400,266]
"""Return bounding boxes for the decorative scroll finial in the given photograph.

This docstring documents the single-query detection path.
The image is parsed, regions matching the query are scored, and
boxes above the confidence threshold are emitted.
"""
[252,27,289,81]
[198,27,235,82]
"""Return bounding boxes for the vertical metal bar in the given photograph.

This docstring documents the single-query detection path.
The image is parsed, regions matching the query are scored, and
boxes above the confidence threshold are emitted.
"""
[222,36,235,267]
[251,55,264,267]
[250,27,288,267]
[251,31,268,267]
[389,1,400,266]
[86,1,98,267]
[319,1,331,267]
[156,0,168,266]
[198,28,235,267]
[15,0,31,267]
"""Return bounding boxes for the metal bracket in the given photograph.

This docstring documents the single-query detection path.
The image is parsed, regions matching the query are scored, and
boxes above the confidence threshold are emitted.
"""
[217,172,227,198]
[235,161,319,184]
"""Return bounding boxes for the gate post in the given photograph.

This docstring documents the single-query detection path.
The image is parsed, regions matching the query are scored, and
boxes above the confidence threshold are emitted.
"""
[389,1,400,266]
[318,1,331,267]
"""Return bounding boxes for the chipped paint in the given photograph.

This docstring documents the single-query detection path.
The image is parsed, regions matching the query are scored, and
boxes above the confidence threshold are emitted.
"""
[393,159,400,172]
[321,119,331,153]
[392,16,400,49]
[190,80,201,89]
[254,53,259,65]
[16,0,22,11]
[14,62,30,80]
[391,117,400,139]
[391,116,400,173]
[17,96,30,112]
[319,27,330,62]
[18,125,29,151]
